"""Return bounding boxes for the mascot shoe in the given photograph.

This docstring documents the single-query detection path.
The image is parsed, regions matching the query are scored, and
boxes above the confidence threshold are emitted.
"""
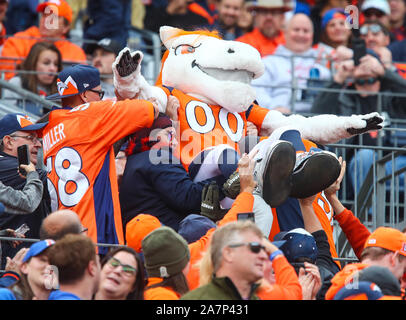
[252,140,296,208]
[290,148,341,199]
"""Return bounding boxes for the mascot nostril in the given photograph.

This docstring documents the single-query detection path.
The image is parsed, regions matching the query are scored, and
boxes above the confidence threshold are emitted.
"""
[227,48,235,54]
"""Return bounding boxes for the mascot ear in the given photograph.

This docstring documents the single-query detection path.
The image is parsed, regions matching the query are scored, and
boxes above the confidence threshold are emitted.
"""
[160,26,183,50]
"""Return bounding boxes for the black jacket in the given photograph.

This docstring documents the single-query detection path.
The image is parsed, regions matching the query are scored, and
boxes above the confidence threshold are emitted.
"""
[0,151,51,267]
[312,230,340,300]
[311,69,406,148]
[119,147,225,233]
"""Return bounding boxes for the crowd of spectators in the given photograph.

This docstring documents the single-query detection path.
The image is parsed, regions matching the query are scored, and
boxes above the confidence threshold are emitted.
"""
[0,0,404,302]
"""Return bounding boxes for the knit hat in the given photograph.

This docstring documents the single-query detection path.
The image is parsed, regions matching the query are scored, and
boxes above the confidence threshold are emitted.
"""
[126,214,162,252]
[125,113,172,156]
[358,266,401,296]
[333,281,385,300]
[142,226,190,278]
[364,226,406,257]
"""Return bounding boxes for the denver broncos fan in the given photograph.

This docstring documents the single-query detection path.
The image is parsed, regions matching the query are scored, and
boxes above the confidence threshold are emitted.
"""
[39,63,158,254]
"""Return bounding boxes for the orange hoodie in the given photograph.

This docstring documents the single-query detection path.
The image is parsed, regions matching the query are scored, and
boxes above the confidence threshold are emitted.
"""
[334,208,371,260]
[236,28,285,58]
[0,26,87,80]
[144,277,181,300]
[256,254,303,300]
[325,263,369,300]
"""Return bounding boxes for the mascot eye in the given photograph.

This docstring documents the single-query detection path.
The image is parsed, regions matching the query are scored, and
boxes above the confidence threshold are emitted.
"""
[174,44,199,55]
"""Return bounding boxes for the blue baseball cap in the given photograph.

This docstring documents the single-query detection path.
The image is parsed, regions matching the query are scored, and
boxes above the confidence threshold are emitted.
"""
[46,64,100,100]
[322,8,347,29]
[178,214,217,243]
[334,281,385,300]
[22,239,55,263]
[278,228,318,263]
[0,113,48,139]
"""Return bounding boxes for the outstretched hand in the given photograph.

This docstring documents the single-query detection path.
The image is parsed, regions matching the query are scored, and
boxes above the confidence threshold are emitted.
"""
[115,49,142,78]
[239,150,258,194]
[324,157,346,197]
[347,113,384,135]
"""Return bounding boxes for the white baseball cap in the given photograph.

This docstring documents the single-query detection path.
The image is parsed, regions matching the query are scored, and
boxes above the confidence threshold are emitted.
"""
[361,0,390,15]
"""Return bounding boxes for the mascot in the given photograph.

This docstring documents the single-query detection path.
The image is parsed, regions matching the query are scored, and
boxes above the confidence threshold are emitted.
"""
[113,26,383,220]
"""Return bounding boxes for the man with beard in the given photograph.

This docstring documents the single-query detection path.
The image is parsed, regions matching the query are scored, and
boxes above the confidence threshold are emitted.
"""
[212,0,245,40]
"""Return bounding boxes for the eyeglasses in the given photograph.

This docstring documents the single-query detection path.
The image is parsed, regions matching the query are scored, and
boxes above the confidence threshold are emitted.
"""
[228,242,266,254]
[355,77,379,86]
[9,134,41,143]
[107,257,137,276]
[88,89,105,100]
[360,24,384,35]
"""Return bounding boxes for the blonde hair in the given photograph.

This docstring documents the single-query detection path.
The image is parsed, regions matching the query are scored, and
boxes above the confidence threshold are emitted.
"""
[198,221,264,285]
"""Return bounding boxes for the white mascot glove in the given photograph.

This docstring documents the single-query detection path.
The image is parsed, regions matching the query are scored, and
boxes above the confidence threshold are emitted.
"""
[112,48,144,99]
[346,112,384,135]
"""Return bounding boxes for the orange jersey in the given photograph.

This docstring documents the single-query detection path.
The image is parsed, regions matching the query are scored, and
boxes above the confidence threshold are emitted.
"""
[267,139,341,268]
[0,26,87,80]
[42,99,154,247]
[302,139,341,268]
[236,28,285,58]
[160,86,269,169]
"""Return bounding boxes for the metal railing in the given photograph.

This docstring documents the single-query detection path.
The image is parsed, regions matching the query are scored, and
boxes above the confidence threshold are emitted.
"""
[0,46,405,265]
[326,140,406,260]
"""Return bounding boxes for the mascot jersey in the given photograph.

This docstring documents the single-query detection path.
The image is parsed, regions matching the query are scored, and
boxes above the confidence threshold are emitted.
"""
[41,99,154,249]
[160,85,269,168]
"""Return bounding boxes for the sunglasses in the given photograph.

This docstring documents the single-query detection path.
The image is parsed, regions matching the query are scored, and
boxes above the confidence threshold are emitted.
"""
[355,77,379,85]
[107,257,137,276]
[228,241,266,254]
[360,24,384,35]
[88,89,105,100]
[363,9,385,18]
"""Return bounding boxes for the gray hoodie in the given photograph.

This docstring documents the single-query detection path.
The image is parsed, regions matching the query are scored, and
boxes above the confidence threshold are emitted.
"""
[252,45,331,113]
[0,170,43,214]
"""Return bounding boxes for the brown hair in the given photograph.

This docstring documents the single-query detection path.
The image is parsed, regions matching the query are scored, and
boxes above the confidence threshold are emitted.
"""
[361,246,406,262]
[209,220,264,274]
[17,42,62,95]
[47,234,97,285]
[100,247,145,300]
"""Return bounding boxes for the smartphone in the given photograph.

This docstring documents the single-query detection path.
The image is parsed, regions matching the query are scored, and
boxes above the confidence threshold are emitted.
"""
[289,262,306,275]
[15,223,30,235]
[352,29,367,66]
[237,212,255,222]
[17,144,30,176]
